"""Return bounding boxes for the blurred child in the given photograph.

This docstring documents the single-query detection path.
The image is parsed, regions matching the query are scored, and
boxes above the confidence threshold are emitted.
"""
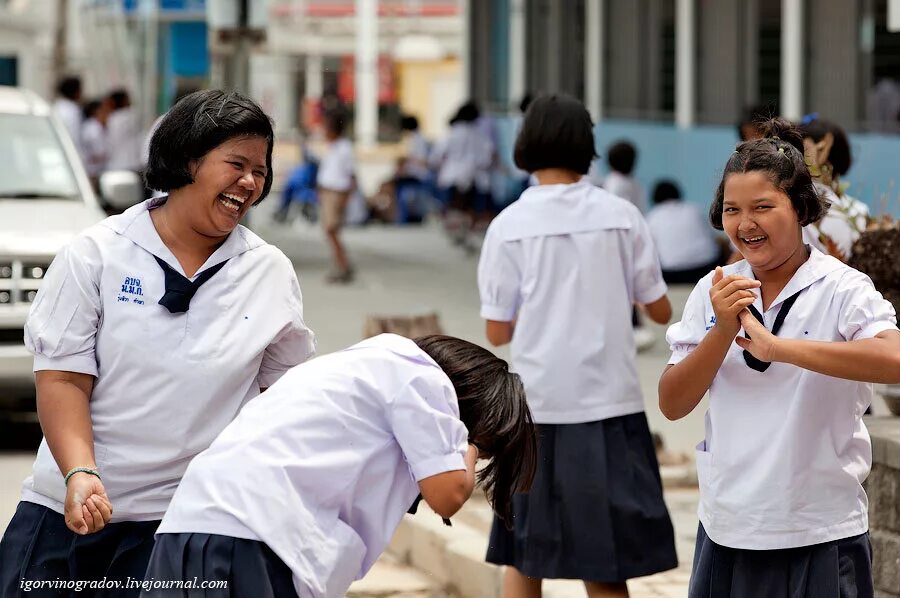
[602,140,648,214]
[394,115,432,224]
[316,113,356,283]
[478,94,677,598]
[431,102,493,247]
[660,118,900,598]
[646,180,725,284]
[141,334,537,598]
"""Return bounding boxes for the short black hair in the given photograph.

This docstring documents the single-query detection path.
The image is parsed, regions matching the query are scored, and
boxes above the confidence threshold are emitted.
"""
[607,141,637,175]
[513,93,596,175]
[82,100,102,120]
[401,115,419,131]
[144,89,275,202]
[414,335,537,526]
[324,112,347,137]
[450,101,480,125]
[653,180,682,205]
[799,116,852,177]
[710,117,829,230]
[57,77,81,100]
[108,89,130,110]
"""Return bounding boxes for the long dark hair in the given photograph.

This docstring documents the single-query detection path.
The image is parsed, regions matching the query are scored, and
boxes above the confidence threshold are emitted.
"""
[414,335,537,526]
[709,117,829,230]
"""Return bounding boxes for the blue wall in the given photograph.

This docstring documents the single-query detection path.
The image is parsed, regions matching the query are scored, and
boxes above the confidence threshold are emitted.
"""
[492,116,900,216]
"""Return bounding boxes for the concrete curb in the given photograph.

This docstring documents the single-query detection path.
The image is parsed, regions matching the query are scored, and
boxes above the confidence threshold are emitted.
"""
[386,468,698,598]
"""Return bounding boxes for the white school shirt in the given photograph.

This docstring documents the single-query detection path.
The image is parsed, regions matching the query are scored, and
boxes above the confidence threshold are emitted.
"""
[603,171,648,214]
[52,97,83,152]
[432,122,492,192]
[316,138,355,192]
[22,197,316,521]
[814,181,870,259]
[157,334,469,598]
[81,117,108,177]
[478,180,667,424]
[645,201,720,270]
[666,247,898,550]
[106,106,143,171]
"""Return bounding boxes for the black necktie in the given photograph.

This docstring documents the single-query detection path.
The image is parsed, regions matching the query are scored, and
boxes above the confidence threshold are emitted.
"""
[154,256,228,314]
[742,290,802,372]
[407,494,452,526]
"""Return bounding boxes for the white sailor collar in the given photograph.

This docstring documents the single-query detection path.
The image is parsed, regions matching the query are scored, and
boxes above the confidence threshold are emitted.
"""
[100,196,266,278]
[730,245,846,312]
[344,333,443,370]
[497,179,633,241]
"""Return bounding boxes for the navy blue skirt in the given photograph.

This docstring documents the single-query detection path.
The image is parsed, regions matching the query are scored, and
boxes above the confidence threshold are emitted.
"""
[0,501,159,598]
[141,533,297,598]
[688,523,873,598]
[486,413,679,582]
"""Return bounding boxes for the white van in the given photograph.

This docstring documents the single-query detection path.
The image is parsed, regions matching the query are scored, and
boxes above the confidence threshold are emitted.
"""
[0,86,140,417]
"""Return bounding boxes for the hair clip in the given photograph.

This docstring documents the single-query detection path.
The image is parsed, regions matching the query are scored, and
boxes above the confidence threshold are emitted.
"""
[778,146,785,154]
[800,112,819,125]
[204,112,218,127]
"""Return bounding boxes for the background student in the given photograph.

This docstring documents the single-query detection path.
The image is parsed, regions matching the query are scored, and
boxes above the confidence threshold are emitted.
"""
[479,94,678,598]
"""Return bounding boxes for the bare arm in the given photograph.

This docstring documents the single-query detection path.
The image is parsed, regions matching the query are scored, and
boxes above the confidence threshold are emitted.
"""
[658,326,736,420]
[642,295,673,325]
[36,370,96,475]
[485,320,514,347]
[658,267,759,420]
[738,317,900,384]
[418,445,479,518]
[36,370,112,534]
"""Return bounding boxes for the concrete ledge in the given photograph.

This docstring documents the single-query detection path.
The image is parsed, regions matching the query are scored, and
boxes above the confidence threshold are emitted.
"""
[388,505,502,598]
[868,416,900,471]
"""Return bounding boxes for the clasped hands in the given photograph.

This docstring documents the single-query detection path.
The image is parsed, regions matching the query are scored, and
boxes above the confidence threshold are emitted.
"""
[709,267,778,363]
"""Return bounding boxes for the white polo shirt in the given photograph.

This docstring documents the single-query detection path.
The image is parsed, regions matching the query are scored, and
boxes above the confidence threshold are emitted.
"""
[478,180,667,424]
[432,122,493,192]
[316,138,355,192]
[22,198,316,521]
[666,247,898,550]
[645,201,720,271]
[157,334,468,598]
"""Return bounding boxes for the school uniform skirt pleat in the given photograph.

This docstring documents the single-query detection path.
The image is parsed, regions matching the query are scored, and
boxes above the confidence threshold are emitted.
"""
[485,412,679,582]
[140,533,298,598]
[688,523,873,598]
[0,501,159,598]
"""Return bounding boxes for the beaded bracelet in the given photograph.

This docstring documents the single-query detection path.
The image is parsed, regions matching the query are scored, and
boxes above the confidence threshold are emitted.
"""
[64,467,101,486]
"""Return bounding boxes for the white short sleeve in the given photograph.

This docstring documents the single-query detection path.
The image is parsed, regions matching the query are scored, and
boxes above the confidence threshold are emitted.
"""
[25,237,102,376]
[665,278,712,365]
[389,371,468,481]
[477,223,521,322]
[836,270,899,341]
[258,259,316,388]
[630,213,668,304]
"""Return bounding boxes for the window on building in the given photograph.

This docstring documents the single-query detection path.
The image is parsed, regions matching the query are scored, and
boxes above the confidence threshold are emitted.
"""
[523,0,585,100]
[0,56,17,87]
[861,0,900,132]
[604,0,675,121]
[469,0,510,111]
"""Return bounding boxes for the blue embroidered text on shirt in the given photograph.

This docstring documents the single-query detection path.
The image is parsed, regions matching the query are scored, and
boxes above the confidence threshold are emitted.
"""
[705,315,717,330]
[120,276,145,305]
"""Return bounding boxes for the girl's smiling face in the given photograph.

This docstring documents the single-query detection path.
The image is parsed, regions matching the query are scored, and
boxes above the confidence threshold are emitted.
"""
[188,135,269,237]
[722,171,804,271]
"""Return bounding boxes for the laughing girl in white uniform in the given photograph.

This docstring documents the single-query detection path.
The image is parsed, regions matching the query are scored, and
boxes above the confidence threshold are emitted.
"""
[141,334,537,598]
[660,118,900,598]
[0,90,315,597]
